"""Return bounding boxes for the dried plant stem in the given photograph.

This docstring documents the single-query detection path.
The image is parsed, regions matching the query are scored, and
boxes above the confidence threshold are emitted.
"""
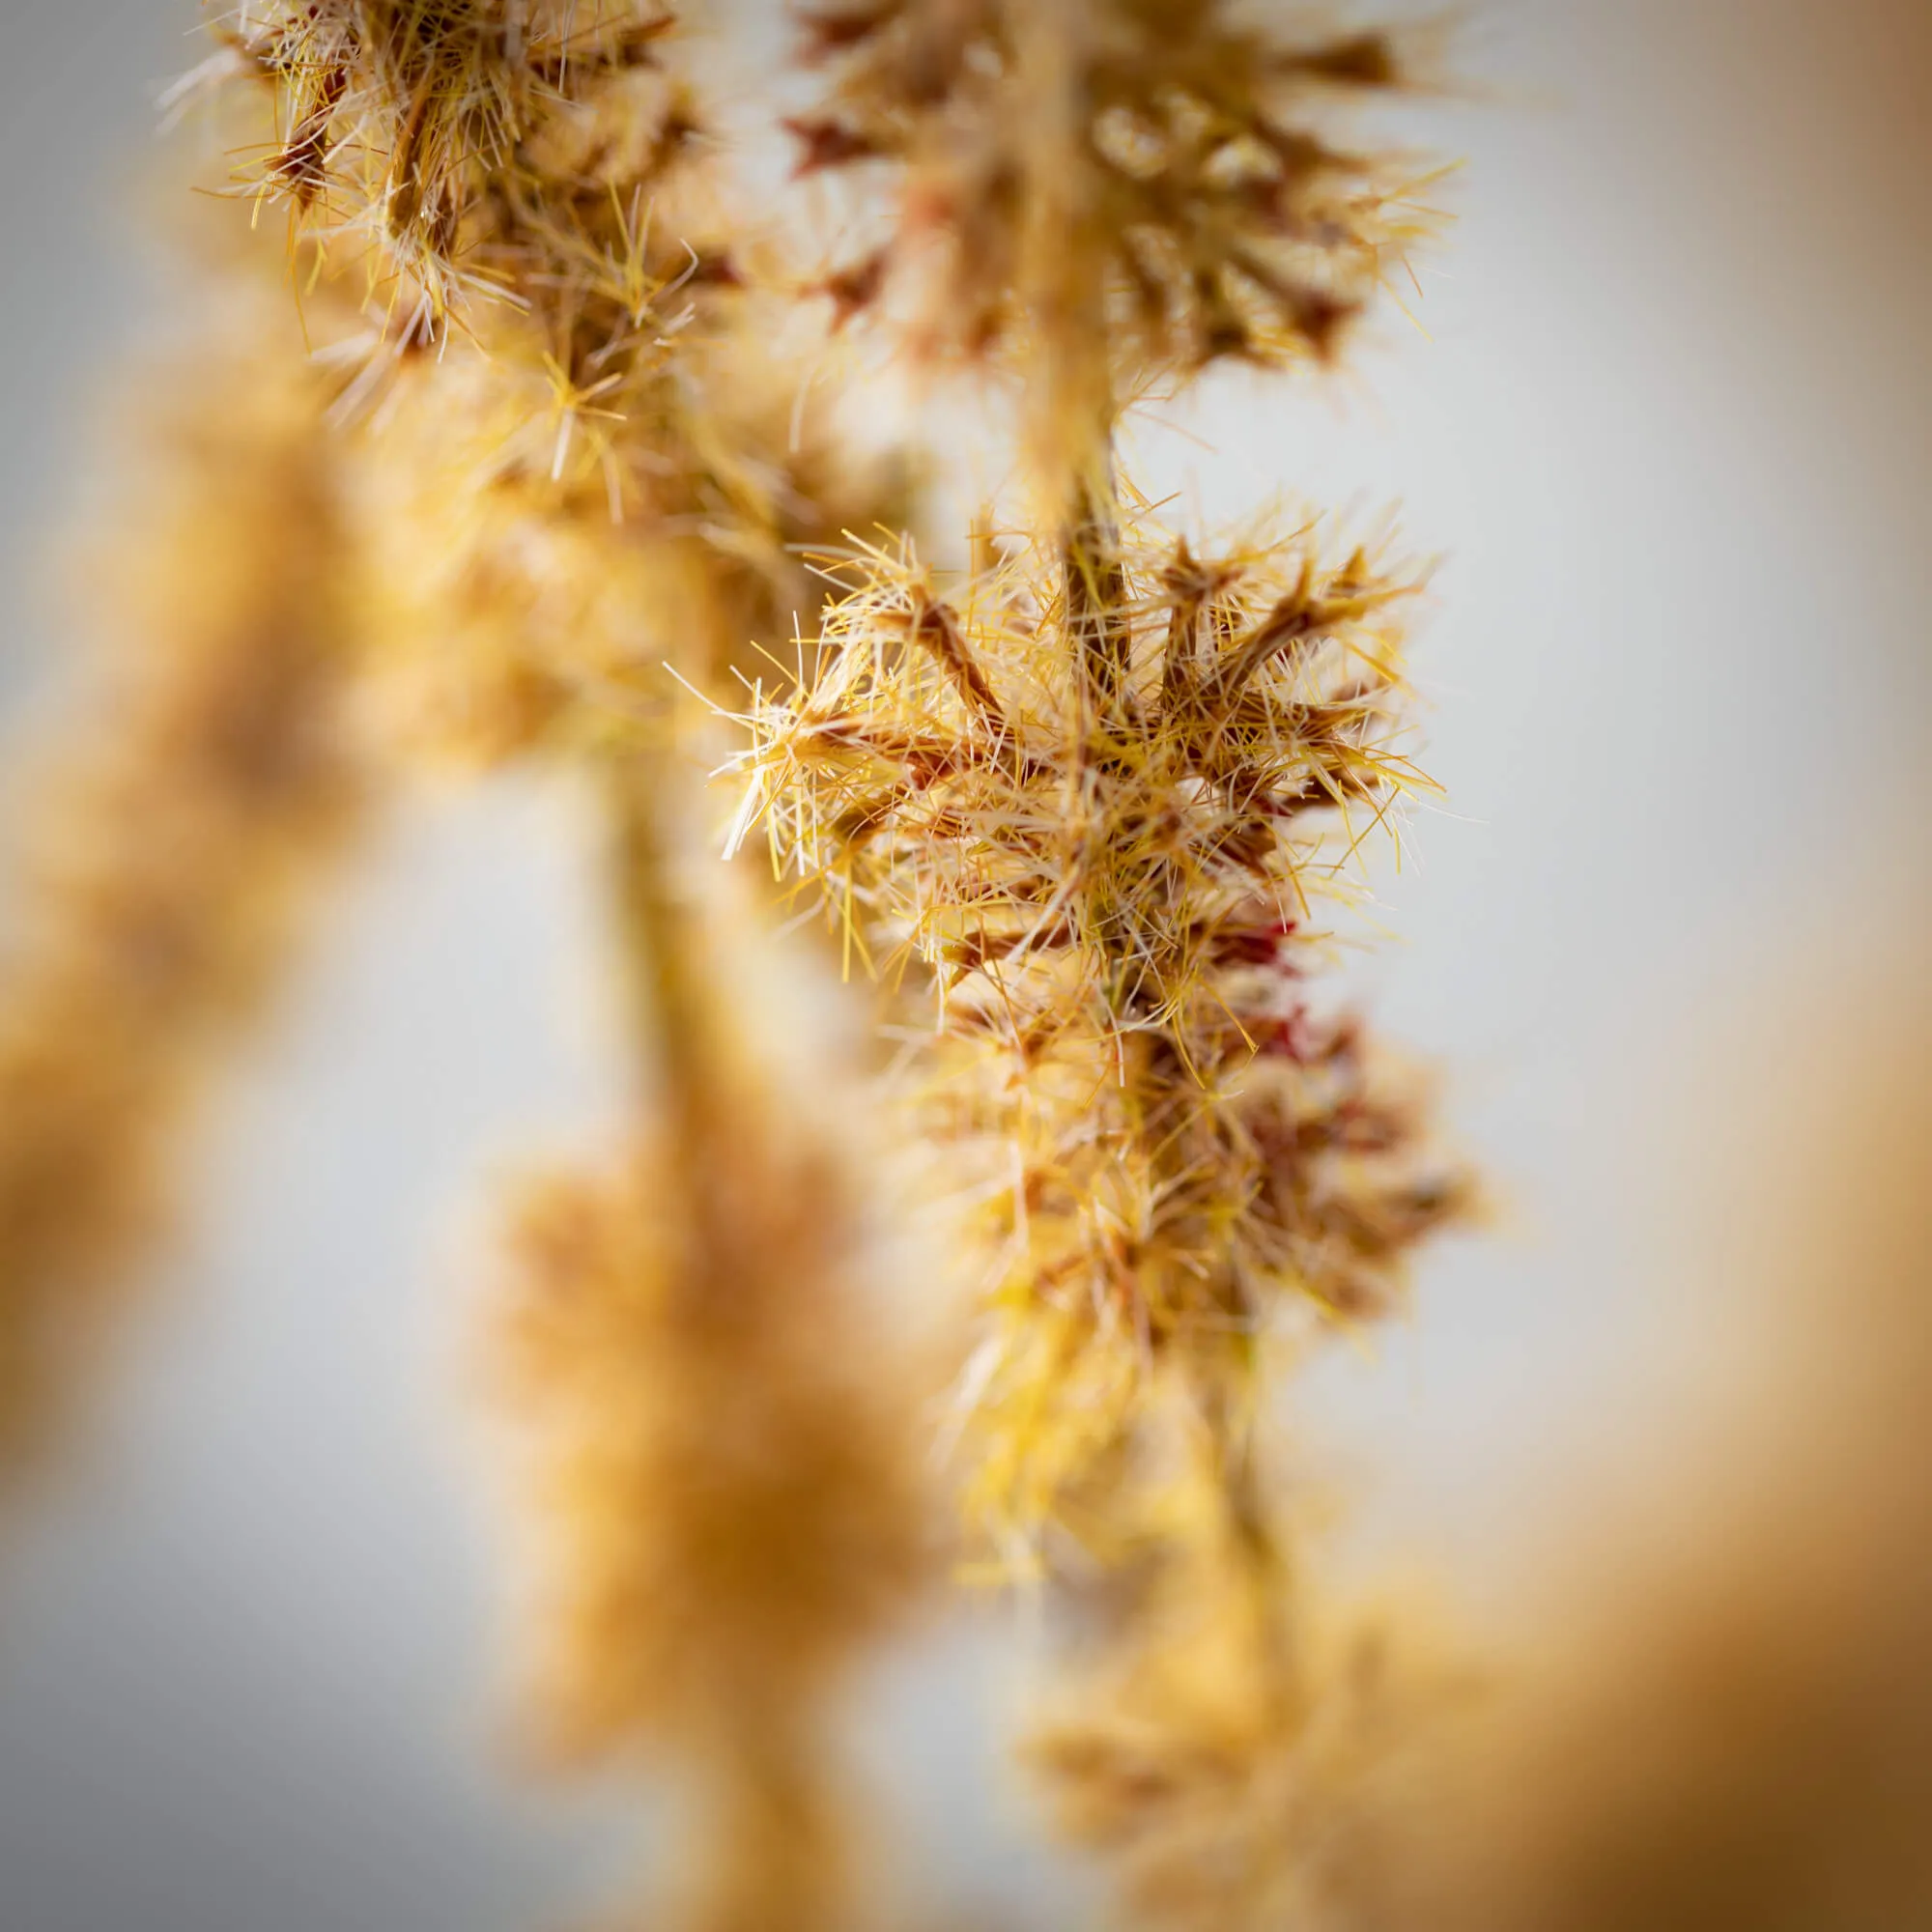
[493,744,923,1927]
[1062,435,1271,1522]
[615,755,843,1909]
[608,754,728,1194]
[685,1708,851,1932]
[1011,324,1384,1927]
[1065,453,1134,732]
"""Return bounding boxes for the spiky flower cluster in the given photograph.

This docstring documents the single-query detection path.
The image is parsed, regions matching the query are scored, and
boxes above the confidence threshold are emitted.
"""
[343,317,915,765]
[499,1140,923,1765]
[201,2,914,768]
[739,505,1463,1548]
[747,0,1464,1847]
[208,0,729,463]
[206,1,682,327]
[791,0,1435,394]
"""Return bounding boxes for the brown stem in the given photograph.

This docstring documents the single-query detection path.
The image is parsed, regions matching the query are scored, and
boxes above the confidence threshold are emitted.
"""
[1054,434,1303,1714]
[1211,1397,1299,1706]
[688,1715,853,1932]
[605,753,735,1224]
[1062,449,1135,731]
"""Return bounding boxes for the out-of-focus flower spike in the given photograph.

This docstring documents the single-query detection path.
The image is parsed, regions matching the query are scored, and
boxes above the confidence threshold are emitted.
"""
[492,754,931,1927]
[785,0,1450,448]
[0,307,368,1480]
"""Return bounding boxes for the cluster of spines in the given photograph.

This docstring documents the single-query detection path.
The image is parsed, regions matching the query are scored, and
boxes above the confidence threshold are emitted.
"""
[210,2,682,329]
[728,4,1468,1918]
[204,2,916,773]
[739,509,1463,1551]
[786,0,1438,384]
[0,3,1469,1924]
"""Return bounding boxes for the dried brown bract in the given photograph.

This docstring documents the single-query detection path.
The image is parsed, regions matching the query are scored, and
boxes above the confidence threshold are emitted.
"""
[206,1,682,327]
[740,501,1464,1553]
[790,0,1440,440]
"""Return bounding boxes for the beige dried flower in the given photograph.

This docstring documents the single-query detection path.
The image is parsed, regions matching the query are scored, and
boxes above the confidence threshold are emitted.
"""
[498,1135,924,1759]
[789,0,1441,465]
[201,4,916,768]
[341,314,917,767]
[737,496,1464,1555]
[99,9,1477,1925]
[201,1,683,328]
[735,11,1468,1911]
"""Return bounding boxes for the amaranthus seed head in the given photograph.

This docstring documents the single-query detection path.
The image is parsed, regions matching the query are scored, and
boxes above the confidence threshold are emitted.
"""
[197,7,921,766]
[497,1134,926,1761]
[735,500,1464,1546]
[334,315,918,766]
[1033,1575,1452,1929]
[790,0,1440,444]
[742,510,1428,1001]
[208,1,684,327]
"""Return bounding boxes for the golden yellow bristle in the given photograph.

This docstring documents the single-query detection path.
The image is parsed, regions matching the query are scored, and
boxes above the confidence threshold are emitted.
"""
[209,2,682,327]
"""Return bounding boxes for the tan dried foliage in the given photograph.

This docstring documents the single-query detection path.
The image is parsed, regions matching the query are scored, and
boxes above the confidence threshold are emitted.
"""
[0,322,364,1477]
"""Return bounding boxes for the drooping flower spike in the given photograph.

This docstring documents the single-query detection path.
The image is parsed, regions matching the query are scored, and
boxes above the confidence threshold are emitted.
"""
[737,499,1464,1551]
[789,0,1445,469]
[203,2,684,328]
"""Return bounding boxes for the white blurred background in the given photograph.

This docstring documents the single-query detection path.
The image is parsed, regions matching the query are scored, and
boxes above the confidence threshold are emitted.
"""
[0,2,1925,1926]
